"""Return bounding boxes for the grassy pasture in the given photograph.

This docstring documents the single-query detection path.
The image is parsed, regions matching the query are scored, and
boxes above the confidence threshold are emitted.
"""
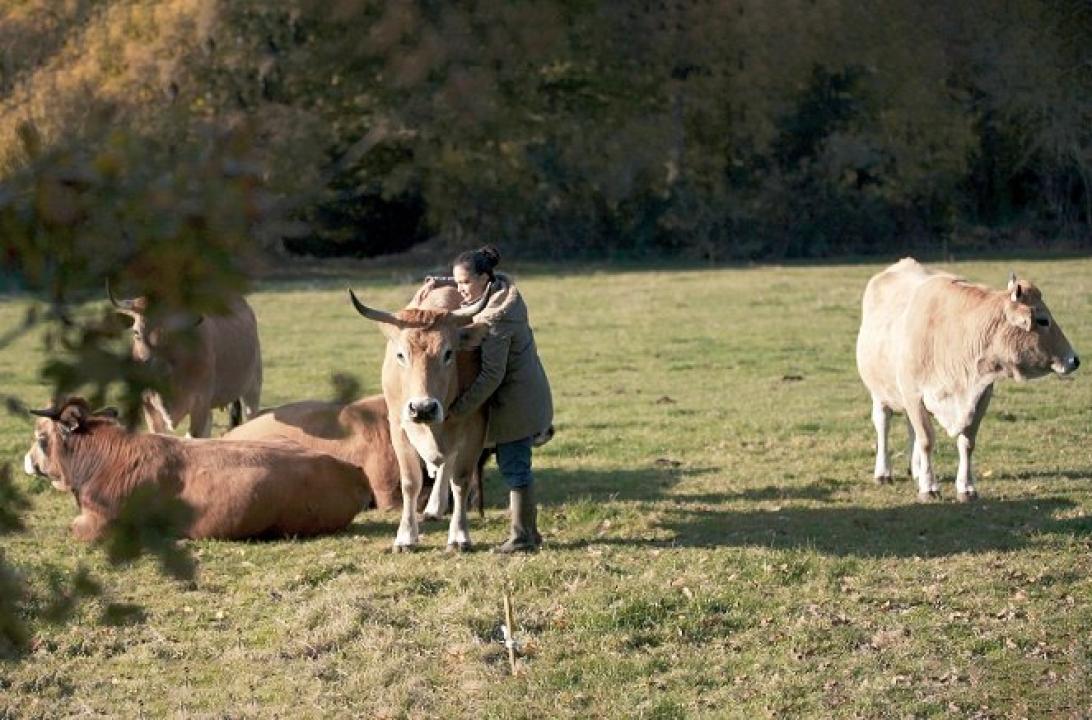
[1,258,1091,719]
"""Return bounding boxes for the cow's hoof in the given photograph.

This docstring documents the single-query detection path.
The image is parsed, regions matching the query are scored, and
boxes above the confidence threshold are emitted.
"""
[874,474,894,485]
[957,490,979,503]
[391,543,417,554]
[446,542,472,553]
[916,490,941,503]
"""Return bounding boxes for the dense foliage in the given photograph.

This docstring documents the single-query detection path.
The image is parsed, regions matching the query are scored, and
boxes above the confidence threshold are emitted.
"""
[2,0,1090,260]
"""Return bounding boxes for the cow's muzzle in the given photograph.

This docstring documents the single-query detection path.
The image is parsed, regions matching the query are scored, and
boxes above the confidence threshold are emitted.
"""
[405,398,443,425]
[1055,353,1080,375]
[23,451,39,477]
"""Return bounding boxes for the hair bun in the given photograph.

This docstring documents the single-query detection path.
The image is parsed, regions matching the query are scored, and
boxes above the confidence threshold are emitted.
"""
[479,244,501,270]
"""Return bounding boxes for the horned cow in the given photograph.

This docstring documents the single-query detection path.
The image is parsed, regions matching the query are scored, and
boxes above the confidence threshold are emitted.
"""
[348,284,491,551]
[109,284,262,438]
[23,397,370,541]
[856,258,1079,501]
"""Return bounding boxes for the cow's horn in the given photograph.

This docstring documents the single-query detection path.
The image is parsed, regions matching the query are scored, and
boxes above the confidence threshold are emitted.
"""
[106,278,138,315]
[28,407,59,420]
[348,288,404,326]
[450,282,493,318]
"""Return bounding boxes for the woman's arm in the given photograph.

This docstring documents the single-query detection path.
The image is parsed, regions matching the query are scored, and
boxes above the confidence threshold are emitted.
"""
[448,332,511,418]
[411,276,457,306]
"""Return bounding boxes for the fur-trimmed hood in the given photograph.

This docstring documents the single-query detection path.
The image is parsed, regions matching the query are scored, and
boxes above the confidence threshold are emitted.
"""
[466,273,528,329]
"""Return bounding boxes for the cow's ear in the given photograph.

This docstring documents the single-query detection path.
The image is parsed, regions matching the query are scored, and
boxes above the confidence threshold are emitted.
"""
[1005,302,1033,332]
[457,323,491,350]
[57,403,89,436]
[1008,272,1024,302]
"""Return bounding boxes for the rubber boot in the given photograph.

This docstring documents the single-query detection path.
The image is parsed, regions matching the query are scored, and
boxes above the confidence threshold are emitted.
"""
[494,485,539,554]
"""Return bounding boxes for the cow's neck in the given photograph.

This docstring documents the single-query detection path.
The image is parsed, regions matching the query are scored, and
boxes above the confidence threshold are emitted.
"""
[61,427,175,512]
[920,297,1012,435]
[979,299,1028,382]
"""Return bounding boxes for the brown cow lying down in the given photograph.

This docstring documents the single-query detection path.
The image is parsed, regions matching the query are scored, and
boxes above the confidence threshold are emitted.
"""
[224,394,488,516]
[23,398,371,541]
[222,394,403,510]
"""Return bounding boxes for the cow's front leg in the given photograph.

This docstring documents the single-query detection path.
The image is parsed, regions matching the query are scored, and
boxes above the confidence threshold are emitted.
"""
[142,391,174,434]
[187,402,213,439]
[422,461,450,519]
[906,400,939,501]
[870,398,893,484]
[955,433,976,501]
[445,460,473,552]
[70,511,108,542]
[956,387,992,502]
[392,432,424,551]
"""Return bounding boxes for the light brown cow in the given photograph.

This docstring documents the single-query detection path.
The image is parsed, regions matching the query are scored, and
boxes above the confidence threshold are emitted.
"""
[23,397,370,541]
[856,258,1079,501]
[222,394,403,510]
[109,284,262,438]
[348,284,490,551]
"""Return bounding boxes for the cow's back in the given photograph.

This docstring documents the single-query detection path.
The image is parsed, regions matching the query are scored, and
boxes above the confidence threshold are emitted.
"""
[224,395,400,510]
[178,440,369,539]
[856,258,943,409]
[205,296,262,407]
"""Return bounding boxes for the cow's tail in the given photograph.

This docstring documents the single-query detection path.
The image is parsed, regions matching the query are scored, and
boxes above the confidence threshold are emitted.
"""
[229,399,243,428]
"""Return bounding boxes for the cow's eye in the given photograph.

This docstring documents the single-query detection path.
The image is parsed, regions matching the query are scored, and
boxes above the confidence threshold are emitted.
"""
[443,349,454,364]
[1036,317,1050,328]
[395,350,408,366]
[37,434,47,451]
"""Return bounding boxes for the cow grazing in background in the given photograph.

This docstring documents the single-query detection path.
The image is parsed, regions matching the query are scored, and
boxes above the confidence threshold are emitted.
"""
[23,397,371,541]
[109,283,262,437]
[348,284,490,551]
[856,258,1079,501]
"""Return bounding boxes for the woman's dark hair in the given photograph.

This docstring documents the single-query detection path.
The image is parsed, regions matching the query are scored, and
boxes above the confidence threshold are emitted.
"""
[453,244,501,280]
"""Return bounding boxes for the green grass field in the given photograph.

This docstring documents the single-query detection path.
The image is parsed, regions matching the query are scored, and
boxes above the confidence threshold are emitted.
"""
[2,258,1091,718]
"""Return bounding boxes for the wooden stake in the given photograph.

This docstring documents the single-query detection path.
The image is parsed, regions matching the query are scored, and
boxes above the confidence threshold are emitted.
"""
[503,590,517,675]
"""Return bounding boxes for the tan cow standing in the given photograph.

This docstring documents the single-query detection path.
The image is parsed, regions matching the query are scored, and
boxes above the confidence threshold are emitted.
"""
[856,258,1079,501]
[24,398,370,541]
[348,284,490,551]
[109,285,262,438]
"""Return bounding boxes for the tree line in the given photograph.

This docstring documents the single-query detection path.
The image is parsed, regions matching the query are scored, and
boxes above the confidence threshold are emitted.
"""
[2,1,1091,262]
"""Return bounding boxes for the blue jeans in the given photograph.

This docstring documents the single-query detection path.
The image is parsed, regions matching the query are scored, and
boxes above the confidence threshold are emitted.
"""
[495,436,534,489]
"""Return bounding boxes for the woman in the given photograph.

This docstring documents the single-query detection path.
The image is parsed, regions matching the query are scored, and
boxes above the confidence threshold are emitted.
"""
[424,245,553,553]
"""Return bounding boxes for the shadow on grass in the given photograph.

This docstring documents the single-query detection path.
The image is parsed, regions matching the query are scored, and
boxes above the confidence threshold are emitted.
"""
[993,468,1091,482]
[675,483,841,504]
[343,515,402,540]
[554,496,1083,559]
[508,465,718,506]
[328,465,1091,556]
